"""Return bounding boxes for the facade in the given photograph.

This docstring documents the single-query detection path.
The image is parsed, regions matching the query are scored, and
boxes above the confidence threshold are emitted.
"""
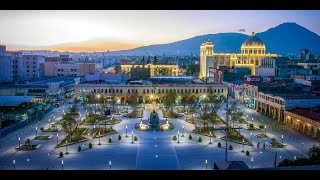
[44,62,100,76]
[300,49,314,61]
[74,83,228,103]
[243,82,320,122]
[0,76,77,99]
[0,46,22,83]
[297,62,320,69]
[200,32,278,78]
[121,64,179,77]
[284,108,320,138]
[21,55,45,80]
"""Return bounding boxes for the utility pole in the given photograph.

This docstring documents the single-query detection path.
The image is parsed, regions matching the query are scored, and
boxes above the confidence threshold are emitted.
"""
[274,151,277,167]
[225,93,229,162]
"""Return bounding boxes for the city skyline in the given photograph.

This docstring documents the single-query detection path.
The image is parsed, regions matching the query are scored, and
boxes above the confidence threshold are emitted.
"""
[1,10,320,52]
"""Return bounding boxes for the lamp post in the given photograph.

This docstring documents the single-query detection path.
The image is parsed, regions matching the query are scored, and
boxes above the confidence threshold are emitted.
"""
[209,132,212,144]
[250,132,253,143]
[35,127,38,138]
[13,160,15,170]
[251,117,253,124]
[242,139,245,151]
[182,126,185,137]
[109,161,112,170]
[18,137,21,149]
[65,140,69,154]
[125,126,128,137]
[61,160,64,170]
[205,160,208,170]
[294,156,296,160]
[131,131,134,144]
[177,131,180,143]
[251,157,253,168]
[56,134,59,146]
[265,125,267,136]
[48,119,51,129]
[247,114,248,122]
[47,153,50,170]
[281,134,284,145]
[98,130,101,145]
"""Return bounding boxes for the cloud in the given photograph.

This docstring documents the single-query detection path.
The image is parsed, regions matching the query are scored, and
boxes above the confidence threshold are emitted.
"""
[238,29,246,32]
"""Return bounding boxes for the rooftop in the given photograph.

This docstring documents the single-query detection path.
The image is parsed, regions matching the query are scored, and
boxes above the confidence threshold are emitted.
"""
[0,96,37,107]
[213,161,249,170]
[287,108,320,122]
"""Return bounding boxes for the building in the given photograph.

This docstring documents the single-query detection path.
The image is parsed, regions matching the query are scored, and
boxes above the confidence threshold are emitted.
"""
[243,82,320,122]
[74,83,228,104]
[0,76,78,100]
[44,62,100,77]
[284,108,320,138]
[297,62,320,69]
[200,32,278,78]
[84,72,128,84]
[293,75,320,86]
[121,64,179,77]
[0,46,22,83]
[300,49,314,61]
[21,55,45,80]
[213,161,249,170]
[149,76,194,84]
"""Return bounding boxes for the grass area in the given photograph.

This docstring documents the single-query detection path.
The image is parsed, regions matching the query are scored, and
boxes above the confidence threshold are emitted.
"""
[201,112,225,124]
[99,117,121,125]
[257,133,268,138]
[46,127,59,132]
[186,117,196,124]
[34,136,49,140]
[192,127,216,138]
[57,128,88,147]
[81,114,106,125]
[126,109,143,118]
[270,138,284,148]
[92,127,116,137]
[19,145,37,151]
[221,130,252,146]
[238,118,248,124]
[247,123,259,130]
[163,110,183,118]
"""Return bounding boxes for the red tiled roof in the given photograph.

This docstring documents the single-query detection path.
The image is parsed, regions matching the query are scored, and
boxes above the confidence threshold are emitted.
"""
[288,108,320,122]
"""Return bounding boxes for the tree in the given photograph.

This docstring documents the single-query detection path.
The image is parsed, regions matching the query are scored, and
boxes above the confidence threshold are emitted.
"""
[309,145,320,161]
[128,92,139,110]
[146,56,151,64]
[163,92,177,111]
[114,65,122,74]
[141,56,145,66]
[246,150,250,156]
[186,64,200,76]
[229,145,233,150]
[25,138,30,145]
[198,136,202,142]
[134,136,138,141]
[70,105,78,113]
[218,142,221,147]
[89,143,93,149]
[77,146,81,152]
[60,152,64,158]
[172,135,177,141]
[153,56,158,65]
[108,137,112,143]
[61,113,78,142]
[188,134,192,140]
[118,135,122,141]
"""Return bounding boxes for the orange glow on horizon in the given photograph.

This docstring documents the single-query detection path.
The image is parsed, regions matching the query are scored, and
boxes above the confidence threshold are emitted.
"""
[8,41,147,53]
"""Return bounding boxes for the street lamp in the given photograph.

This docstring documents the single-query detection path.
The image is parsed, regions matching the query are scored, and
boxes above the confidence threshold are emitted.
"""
[35,127,38,138]
[13,160,15,170]
[251,117,253,124]
[56,134,59,146]
[250,132,253,143]
[65,140,69,154]
[98,130,101,145]
[48,119,51,129]
[242,139,245,151]
[281,134,284,145]
[209,132,212,144]
[205,160,208,170]
[246,114,248,122]
[265,125,267,136]
[182,126,185,137]
[251,157,253,168]
[131,131,134,144]
[125,126,128,137]
[109,161,112,170]
[18,137,21,149]
[294,156,296,160]
[61,160,64,170]
[177,131,180,143]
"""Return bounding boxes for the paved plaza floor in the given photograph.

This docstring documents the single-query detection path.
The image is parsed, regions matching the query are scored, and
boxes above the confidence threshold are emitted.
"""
[0,102,319,170]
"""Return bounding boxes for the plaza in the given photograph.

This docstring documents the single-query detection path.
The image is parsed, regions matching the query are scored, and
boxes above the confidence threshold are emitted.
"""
[0,96,318,170]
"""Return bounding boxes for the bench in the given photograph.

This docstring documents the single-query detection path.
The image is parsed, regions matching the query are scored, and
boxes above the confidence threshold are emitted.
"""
[35,144,42,149]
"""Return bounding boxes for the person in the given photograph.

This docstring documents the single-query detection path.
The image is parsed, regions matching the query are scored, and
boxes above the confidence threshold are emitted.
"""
[263,143,266,150]
[257,142,260,149]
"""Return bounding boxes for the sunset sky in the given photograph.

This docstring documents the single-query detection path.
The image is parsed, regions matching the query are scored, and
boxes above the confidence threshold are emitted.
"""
[1,10,319,52]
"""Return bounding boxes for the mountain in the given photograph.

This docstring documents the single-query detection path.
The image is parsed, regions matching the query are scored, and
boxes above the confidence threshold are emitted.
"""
[108,22,320,57]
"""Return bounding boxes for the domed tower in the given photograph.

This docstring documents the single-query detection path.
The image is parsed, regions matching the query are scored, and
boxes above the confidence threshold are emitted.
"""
[200,40,214,79]
[241,32,266,55]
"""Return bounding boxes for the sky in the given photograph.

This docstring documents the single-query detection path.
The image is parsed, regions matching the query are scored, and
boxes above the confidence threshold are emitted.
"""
[0,10,319,52]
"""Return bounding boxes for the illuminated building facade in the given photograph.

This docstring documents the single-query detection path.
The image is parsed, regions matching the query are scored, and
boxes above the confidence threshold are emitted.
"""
[200,32,278,78]
[121,64,179,76]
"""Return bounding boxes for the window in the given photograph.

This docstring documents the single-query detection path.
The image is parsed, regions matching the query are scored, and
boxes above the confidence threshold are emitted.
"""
[27,70,29,72]
[105,89,107,93]
[185,89,187,93]
[203,89,206,93]
[128,89,130,93]
[112,89,115,93]
[147,89,149,93]
[177,89,179,93]
[94,89,96,93]
[162,89,164,93]
[200,89,202,93]
[120,89,122,93]
[27,66,30,68]
[109,89,111,93]
[136,89,138,93]
[214,89,216,93]
[166,89,168,93]
[221,89,223,93]
[196,89,198,93]
[143,89,145,93]
[218,89,220,93]
[192,89,194,93]
[158,89,161,93]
